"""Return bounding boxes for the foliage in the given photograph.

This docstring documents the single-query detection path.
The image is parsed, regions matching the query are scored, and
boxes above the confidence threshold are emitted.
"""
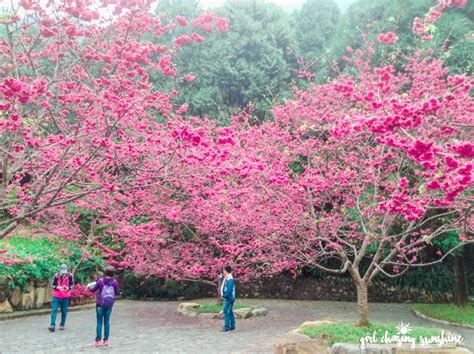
[327,0,474,76]
[119,272,202,300]
[298,322,442,345]
[156,0,296,121]
[294,0,340,60]
[413,303,474,326]
[389,265,455,302]
[0,235,103,290]
[70,284,96,307]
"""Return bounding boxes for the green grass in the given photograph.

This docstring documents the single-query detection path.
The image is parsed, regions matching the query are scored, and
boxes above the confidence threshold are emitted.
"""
[299,322,442,345]
[194,303,251,313]
[414,303,474,326]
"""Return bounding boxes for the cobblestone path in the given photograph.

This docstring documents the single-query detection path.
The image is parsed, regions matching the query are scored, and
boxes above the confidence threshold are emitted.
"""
[0,299,472,353]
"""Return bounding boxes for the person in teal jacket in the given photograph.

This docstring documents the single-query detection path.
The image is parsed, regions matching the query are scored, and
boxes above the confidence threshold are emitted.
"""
[220,265,236,332]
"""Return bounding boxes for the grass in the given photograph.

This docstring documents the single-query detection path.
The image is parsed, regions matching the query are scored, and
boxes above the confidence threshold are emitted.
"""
[414,303,474,326]
[194,303,251,313]
[299,322,442,345]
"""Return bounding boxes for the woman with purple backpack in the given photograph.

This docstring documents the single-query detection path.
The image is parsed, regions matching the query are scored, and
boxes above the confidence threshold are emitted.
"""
[88,266,119,347]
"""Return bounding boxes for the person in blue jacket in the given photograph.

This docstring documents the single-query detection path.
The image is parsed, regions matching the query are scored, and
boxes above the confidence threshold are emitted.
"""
[220,265,236,332]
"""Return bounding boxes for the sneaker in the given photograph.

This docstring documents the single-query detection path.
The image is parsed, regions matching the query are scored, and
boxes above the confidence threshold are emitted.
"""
[48,326,55,332]
[229,328,236,331]
[219,328,229,332]
[103,340,109,346]
[94,341,101,347]
[59,326,65,331]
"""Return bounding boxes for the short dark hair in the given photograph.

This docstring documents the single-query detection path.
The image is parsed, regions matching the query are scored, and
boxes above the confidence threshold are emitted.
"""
[224,265,232,274]
[104,266,115,277]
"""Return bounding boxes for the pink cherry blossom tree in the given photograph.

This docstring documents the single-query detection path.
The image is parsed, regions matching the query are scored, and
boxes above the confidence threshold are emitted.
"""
[0,0,227,239]
[164,3,473,325]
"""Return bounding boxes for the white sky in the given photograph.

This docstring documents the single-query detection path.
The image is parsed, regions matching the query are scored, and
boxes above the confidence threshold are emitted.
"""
[200,0,306,11]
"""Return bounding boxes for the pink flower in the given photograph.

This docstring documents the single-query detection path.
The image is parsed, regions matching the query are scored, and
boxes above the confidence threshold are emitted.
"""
[446,0,467,7]
[444,156,459,169]
[427,181,441,189]
[377,32,397,45]
[215,18,229,32]
[175,16,188,27]
[184,74,196,82]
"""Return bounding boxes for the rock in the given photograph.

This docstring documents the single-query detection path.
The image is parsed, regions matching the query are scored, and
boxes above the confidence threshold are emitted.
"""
[34,279,49,288]
[177,296,185,301]
[0,286,9,302]
[251,307,267,317]
[34,286,46,309]
[274,333,329,354]
[44,283,53,304]
[299,320,334,329]
[19,282,35,310]
[8,287,22,308]
[177,302,200,315]
[0,299,13,313]
[234,307,253,319]
[215,310,224,319]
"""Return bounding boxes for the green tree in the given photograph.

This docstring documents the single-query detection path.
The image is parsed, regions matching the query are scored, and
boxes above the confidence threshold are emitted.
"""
[294,0,341,60]
[155,0,296,123]
[328,0,473,74]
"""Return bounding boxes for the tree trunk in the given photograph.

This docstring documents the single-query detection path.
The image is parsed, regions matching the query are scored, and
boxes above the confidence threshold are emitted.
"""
[356,283,370,327]
[216,276,223,305]
[454,252,468,307]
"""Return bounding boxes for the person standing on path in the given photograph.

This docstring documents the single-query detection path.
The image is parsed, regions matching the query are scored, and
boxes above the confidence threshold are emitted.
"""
[49,264,74,332]
[220,265,236,332]
[89,266,119,347]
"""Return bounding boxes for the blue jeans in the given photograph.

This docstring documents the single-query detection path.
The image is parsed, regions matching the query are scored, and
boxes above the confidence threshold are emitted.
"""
[96,305,113,341]
[50,297,70,327]
[223,300,235,330]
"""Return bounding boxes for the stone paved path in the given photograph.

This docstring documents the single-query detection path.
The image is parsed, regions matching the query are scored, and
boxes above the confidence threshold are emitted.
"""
[0,299,472,353]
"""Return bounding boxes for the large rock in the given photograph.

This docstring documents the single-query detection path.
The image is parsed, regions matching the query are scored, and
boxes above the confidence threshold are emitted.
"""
[274,333,329,354]
[34,287,46,309]
[0,286,9,302]
[34,279,49,288]
[234,307,253,319]
[251,307,267,317]
[298,320,335,329]
[0,299,13,313]
[177,302,200,315]
[19,282,35,310]
[44,282,53,304]
[8,287,22,308]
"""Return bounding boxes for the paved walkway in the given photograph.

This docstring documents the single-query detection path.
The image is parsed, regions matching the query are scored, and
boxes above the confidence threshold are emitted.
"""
[0,299,472,353]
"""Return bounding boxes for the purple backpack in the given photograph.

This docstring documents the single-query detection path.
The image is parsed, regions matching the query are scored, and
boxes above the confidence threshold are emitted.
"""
[99,282,116,308]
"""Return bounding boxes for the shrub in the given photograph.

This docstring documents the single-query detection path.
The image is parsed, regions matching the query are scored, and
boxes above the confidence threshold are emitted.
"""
[70,285,96,306]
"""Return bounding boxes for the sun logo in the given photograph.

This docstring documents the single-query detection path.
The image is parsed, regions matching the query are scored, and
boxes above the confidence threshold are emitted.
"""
[397,322,411,335]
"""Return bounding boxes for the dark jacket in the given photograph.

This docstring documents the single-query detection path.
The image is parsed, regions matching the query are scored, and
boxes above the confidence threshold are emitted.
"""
[90,277,119,306]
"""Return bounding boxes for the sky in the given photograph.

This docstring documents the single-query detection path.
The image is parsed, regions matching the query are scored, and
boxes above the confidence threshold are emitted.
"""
[200,0,305,10]
[200,0,356,11]
[200,0,357,12]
